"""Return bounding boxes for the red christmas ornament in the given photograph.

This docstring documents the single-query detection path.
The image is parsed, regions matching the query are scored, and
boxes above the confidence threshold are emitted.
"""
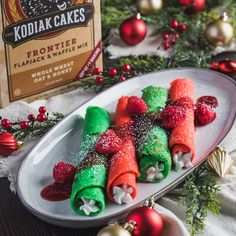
[126,206,163,236]
[211,59,236,74]
[0,132,22,157]
[179,0,206,14]
[119,14,147,46]
[95,76,104,85]
[1,119,11,129]
[109,68,118,77]
[170,19,179,29]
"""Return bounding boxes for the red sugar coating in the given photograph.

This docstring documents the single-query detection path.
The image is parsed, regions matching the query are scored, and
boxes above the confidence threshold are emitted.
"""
[171,96,194,109]
[53,162,76,183]
[169,78,195,160]
[196,96,218,108]
[127,96,147,115]
[194,104,216,126]
[169,79,194,102]
[161,106,187,129]
[114,96,135,141]
[96,129,123,155]
[106,139,139,202]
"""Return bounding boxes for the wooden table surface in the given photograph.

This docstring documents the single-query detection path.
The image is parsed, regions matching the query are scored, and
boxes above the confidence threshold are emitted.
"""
[0,178,100,236]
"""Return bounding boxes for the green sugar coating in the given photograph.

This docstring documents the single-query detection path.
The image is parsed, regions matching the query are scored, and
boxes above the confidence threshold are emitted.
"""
[142,86,168,112]
[77,134,98,164]
[71,165,106,216]
[138,126,172,182]
[139,126,168,150]
[83,106,111,136]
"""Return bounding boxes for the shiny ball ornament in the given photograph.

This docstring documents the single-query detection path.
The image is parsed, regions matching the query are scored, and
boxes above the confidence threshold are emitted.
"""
[179,0,205,14]
[119,14,147,46]
[126,206,163,236]
[205,13,233,47]
[97,224,132,236]
[211,59,236,74]
[136,0,163,16]
[0,132,22,157]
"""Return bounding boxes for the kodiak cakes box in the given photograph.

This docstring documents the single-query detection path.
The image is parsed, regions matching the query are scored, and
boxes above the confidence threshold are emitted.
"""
[0,0,102,107]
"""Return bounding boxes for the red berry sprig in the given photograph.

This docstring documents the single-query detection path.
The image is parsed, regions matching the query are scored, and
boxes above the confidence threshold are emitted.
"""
[0,107,64,141]
[91,64,133,87]
[161,19,187,50]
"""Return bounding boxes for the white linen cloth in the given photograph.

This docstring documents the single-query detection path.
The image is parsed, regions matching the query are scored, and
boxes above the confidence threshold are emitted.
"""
[0,88,235,236]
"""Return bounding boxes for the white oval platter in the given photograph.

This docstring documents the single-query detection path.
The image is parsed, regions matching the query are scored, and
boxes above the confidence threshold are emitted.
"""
[17,68,236,228]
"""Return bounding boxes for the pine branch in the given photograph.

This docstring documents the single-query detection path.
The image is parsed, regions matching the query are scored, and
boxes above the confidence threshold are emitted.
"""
[1,112,64,141]
[179,165,221,235]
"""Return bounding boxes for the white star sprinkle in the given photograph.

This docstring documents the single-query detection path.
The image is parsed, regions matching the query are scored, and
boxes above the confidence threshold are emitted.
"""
[173,152,193,171]
[113,184,133,204]
[145,162,164,182]
[79,198,99,216]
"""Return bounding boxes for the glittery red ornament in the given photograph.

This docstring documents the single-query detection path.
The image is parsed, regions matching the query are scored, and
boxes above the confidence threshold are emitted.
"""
[179,0,205,14]
[125,206,163,236]
[39,106,47,114]
[20,121,29,129]
[211,59,236,74]
[1,119,11,128]
[37,113,47,122]
[119,14,147,46]
[0,132,22,157]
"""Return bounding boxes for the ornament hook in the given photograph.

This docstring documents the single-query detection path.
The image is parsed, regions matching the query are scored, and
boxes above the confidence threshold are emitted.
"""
[123,220,136,233]
[221,12,229,22]
[144,196,155,208]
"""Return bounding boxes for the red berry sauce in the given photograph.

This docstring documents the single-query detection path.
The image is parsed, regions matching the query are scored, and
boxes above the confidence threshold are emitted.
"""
[40,181,72,201]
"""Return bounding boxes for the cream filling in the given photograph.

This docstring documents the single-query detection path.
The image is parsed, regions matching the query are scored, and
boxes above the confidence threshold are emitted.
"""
[79,198,99,216]
[173,152,193,171]
[113,184,133,204]
[145,162,165,182]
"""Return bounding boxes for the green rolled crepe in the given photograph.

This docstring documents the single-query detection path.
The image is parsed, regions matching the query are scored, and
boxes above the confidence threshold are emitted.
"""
[71,106,111,216]
[138,127,172,182]
[142,86,168,112]
[83,106,111,136]
[138,86,171,182]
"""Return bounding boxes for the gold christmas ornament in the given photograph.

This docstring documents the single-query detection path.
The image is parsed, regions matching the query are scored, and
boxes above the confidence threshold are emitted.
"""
[136,0,163,15]
[206,146,234,178]
[205,12,234,47]
[96,221,136,236]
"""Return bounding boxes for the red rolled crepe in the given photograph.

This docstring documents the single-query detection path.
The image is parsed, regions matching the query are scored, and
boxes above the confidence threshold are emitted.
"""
[107,96,139,203]
[106,139,139,202]
[169,79,195,160]
[114,96,134,141]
